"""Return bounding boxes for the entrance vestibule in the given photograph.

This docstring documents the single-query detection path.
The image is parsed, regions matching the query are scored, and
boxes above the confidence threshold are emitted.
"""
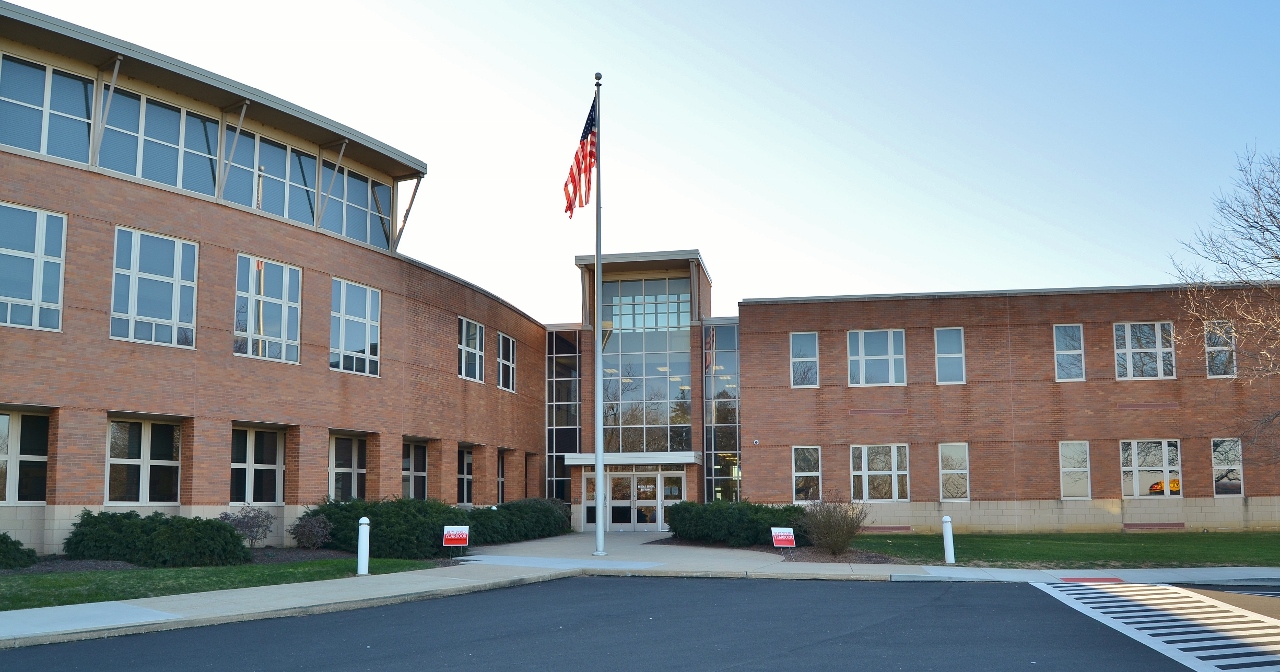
[583,465,685,532]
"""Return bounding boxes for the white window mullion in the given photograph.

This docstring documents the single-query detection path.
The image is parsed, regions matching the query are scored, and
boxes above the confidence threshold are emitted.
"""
[38,65,51,154]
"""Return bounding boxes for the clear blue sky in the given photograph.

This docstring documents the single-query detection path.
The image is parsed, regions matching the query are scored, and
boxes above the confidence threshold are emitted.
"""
[20,1,1280,322]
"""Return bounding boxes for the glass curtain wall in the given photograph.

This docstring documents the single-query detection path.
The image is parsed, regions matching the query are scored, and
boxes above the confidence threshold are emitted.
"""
[546,330,579,500]
[704,323,741,501]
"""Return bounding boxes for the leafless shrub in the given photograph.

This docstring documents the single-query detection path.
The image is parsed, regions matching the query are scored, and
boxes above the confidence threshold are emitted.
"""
[798,501,870,556]
[287,515,333,550]
[219,507,276,549]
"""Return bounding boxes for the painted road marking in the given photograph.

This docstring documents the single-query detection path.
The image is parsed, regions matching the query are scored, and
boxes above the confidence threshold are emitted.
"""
[1227,591,1280,599]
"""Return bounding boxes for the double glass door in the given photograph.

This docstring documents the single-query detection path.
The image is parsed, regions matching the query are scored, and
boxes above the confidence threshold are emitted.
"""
[586,471,684,532]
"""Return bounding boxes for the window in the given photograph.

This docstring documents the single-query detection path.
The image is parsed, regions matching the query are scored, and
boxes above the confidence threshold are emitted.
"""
[110,227,197,347]
[329,436,366,501]
[0,414,48,503]
[497,451,506,503]
[317,161,393,249]
[0,202,65,330]
[498,332,516,392]
[402,443,427,500]
[458,317,485,382]
[107,420,180,503]
[330,278,380,375]
[231,429,283,504]
[1059,441,1090,499]
[234,255,301,363]
[850,444,908,501]
[1114,322,1175,380]
[99,87,221,193]
[939,443,969,500]
[546,330,579,501]
[457,448,473,504]
[1054,324,1085,382]
[1212,438,1243,497]
[935,328,965,384]
[1119,440,1180,497]
[848,330,905,386]
[790,332,818,387]
[1206,321,1236,378]
[0,54,93,163]
[792,446,821,502]
[704,324,741,502]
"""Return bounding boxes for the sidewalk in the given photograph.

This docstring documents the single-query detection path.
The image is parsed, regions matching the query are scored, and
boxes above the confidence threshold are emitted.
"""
[3,532,1278,649]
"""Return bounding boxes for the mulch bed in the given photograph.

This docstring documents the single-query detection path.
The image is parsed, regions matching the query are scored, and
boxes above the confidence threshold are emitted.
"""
[0,547,458,575]
[645,535,908,564]
[251,547,354,564]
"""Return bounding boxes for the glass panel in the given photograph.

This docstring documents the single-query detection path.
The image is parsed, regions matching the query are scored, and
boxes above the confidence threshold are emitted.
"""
[792,361,817,386]
[108,463,140,501]
[141,139,179,185]
[941,473,968,499]
[1059,442,1088,469]
[1138,470,1166,496]
[636,477,657,501]
[864,358,890,384]
[851,474,863,500]
[937,357,964,383]
[1212,439,1242,467]
[138,234,175,277]
[149,465,179,502]
[334,438,353,468]
[18,415,48,456]
[1135,441,1163,468]
[0,253,33,300]
[935,328,963,355]
[793,446,820,473]
[135,278,173,320]
[791,333,817,359]
[232,429,248,463]
[1061,471,1089,498]
[0,99,41,151]
[150,424,178,461]
[1056,353,1083,380]
[867,446,892,471]
[1214,469,1242,496]
[255,432,278,464]
[939,444,967,470]
[0,204,37,253]
[1054,325,1081,351]
[99,127,138,174]
[868,474,893,499]
[43,215,63,257]
[1114,324,1126,349]
[110,421,142,459]
[46,115,90,162]
[897,474,909,500]
[794,475,820,501]
[1131,351,1158,377]
[1120,443,1133,467]
[252,468,276,502]
[0,56,46,105]
[50,70,96,119]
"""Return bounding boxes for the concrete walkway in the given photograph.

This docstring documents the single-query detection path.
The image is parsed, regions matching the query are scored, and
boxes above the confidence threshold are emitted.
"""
[3,531,1279,649]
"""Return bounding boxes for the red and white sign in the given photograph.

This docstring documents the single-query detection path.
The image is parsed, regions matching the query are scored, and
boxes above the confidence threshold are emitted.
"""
[443,525,470,547]
[771,527,796,548]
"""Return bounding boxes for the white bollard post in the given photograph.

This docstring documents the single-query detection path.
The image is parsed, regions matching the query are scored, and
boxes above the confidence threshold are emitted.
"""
[357,517,370,576]
[942,515,955,565]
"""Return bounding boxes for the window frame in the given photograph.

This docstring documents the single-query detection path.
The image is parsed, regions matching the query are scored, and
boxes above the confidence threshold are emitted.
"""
[847,329,906,387]
[109,226,198,349]
[934,327,966,385]
[1119,439,1182,498]
[0,201,66,332]
[0,413,48,504]
[457,448,474,504]
[1211,438,1243,498]
[458,317,485,383]
[329,277,381,376]
[938,442,970,501]
[402,442,428,500]
[1058,441,1091,500]
[1205,320,1237,379]
[497,332,516,392]
[850,444,909,502]
[328,435,366,501]
[1053,323,1085,382]
[233,254,302,364]
[497,451,506,504]
[0,53,94,164]
[1113,321,1176,380]
[791,445,821,503]
[105,419,181,505]
[230,427,284,505]
[789,332,819,388]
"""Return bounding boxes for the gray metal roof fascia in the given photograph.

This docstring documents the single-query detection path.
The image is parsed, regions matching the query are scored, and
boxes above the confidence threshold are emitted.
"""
[702,316,740,326]
[739,282,1212,306]
[391,251,545,328]
[544,322,585,331]
[0,1,427,177]
[573,249,704,267]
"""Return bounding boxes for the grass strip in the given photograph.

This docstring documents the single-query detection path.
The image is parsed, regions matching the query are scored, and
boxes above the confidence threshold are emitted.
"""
[0,558,434,612]
[853,532,1280,569]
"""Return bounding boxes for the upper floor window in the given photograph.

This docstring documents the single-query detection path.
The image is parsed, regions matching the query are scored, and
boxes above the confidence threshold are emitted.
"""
[110,227,197,348]
[100,87,220,194]
[934,328,965,384]
[1053,324,1085,382]
[497,332,516,392]
[0,54,93,163]
[330,278,380,376]
[459,317,485,382]
[221,127,322,227]
[790,332,818,387]
[234,254,301,364]
[0,202,65,331]
[1114,322,1174,380]
[848,329,905,386]
[318,162,393,250]
[0,413,48,503]
[1120,439,1180,497]
[1205,321,1236,378]
[107,420,180,504]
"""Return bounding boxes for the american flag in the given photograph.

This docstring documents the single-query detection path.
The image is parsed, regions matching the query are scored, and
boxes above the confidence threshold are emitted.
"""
[563,99,597,218]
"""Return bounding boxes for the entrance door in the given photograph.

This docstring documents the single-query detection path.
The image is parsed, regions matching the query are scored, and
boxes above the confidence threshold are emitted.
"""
[584,470,687,532]
[660,474,683,532]
[609,476,633,532]
[634,476,659,531]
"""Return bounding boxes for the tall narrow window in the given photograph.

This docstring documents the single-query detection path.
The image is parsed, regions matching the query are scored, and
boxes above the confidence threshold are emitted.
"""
[1205,321,1236,378]
[790,332,818,387]
[230,429,283,504]
[107,420,180,504]
[935,328,965,384]
[329,436,366,501]
[0,55,93,163]
[330,278,380,375]
[792,446,821,502]
[1059,441,1090,499]
[110,227,197,347]
[1114,322,1175,380]
[0,202,65,331]
[497,451,506,503]
[1054,324,1085,382]
[848,330,905,386]
[939,443,969,500]
[850,444,908,501]
[498,333,516,392]
[0,413,48,503]
[287,149,317,226]
[1212,438,1243,497]
[459,317,485,382]
[1119,440,1180,497]
[457,448,473,504]
[402,443,427,500]
[180,112,218,196]
[234,255,301,363]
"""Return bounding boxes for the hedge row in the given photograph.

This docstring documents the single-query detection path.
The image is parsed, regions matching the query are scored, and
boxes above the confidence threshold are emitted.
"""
[63,511,251,567]
[0,531,36,569]
[665,501,811,547]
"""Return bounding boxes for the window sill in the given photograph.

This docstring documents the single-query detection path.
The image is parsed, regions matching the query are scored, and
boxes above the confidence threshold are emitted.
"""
[1120,495,1183,499]
[940,498,970,502]
[459,375,485,384]
[1055,378,1086,383]
[935,381,966,386]
[234,351,301,366]
[1115,376,1177,381]
[1212,493,1244,498]
[1206,374,1238,380]
[848,383,906,388]
[102,502,181,506]
[109,335,196,350]
[1060,497,1092,501]
[229,502,285,506]
[498,386,516,393]
[0,321,61,334]
[331,366,380,378]
[790,384,819,389]
[0,501,47,506]
[856,499,910,503]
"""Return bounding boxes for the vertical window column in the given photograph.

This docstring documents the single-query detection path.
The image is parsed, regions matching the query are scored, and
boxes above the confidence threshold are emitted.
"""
[1206,321,1237,378]
[330,278,381,375]
[457,448,473,504]
[939,443,969,500]
[1054,324,1085,381]
[234,255,301,363]
[329,436,366,501]
[704,324,741,502]
[792,446,821,502]
[790,332,818,387]
[110,228,197,347]
[497,451,505,504]
[402,443,427,500]
[1059,441,1090,499]
[935,328,965,384]
[1212,439,1243,496]
[546,331,579,501]
[458,317,485,382]
[498,333,516,392]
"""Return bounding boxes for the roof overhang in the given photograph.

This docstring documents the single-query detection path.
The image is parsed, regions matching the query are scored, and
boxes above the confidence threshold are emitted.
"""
[563,452,702,466]
[574,249,711,282]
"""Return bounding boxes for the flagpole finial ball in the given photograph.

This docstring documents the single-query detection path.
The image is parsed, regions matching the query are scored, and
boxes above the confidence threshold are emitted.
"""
[595,72,602,81]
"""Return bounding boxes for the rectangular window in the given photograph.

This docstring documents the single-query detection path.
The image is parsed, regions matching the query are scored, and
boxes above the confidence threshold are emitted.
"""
[0,202,65,331]
[0,414,48,503]
[317,161,394,250]
[1054,324,1085,382]
[935,328,965,384]
[0,54,93,163]
[498,332,516,392]
[1119,440,1181,497]
[848,330,905,386]
[1205,321,1236,378]
[1059,441,1090,499]
[230,428,283,504]
[107,420,180,503]
[98,85,221,193]
[459,317,485,382]
[329,278,380,376]
[402,443,427,500]
[457,448,473,504]
[1212,438,1243,497]
[1114,322,1175,380]
[497,451,506,504]
[850,444,908,501]
[329,436,366,501]
[792,446,821,502]
[110,227,197,347]
[939,443,969,500]
[790,332,818,387]
[234,255,301,363]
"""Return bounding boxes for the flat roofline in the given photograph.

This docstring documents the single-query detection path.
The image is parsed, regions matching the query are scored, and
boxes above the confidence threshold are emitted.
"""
[574,249,711,283]
[0,1,427,179]
[740,282,1216,306]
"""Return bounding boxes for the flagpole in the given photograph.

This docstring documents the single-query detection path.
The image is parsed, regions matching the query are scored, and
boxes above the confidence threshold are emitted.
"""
[592,72,607,556]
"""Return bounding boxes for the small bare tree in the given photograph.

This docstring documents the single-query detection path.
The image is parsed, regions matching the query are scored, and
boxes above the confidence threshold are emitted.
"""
[797,501,871,556]
[219,507,276,549]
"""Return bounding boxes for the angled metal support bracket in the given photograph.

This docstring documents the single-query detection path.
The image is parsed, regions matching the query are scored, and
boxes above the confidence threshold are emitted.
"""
[392,175,422,251]
[216,101,250,199]
[315,139,348,228]
[90,55,123,166]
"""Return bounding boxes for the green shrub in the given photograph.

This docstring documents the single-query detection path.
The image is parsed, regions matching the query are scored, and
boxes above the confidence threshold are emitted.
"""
[470,498,572,545]
[63,510,251,567]
[665,500,811,547]
[0,531,37,569]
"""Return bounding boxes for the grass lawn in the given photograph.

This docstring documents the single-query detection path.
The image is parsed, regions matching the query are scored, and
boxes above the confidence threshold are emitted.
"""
[0,558,434,612]
[853,532,1280,569]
